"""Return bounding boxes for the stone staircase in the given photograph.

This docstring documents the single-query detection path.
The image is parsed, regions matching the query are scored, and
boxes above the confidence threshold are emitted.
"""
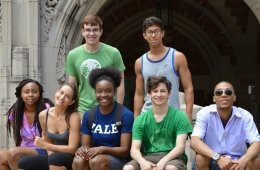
[179,92,202,170]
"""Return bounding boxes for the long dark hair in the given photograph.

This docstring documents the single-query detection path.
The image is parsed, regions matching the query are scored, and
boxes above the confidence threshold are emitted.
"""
[6,79,54,146]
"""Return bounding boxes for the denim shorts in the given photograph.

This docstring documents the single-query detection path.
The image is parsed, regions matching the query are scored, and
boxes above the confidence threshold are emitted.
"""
[35,148,47,156]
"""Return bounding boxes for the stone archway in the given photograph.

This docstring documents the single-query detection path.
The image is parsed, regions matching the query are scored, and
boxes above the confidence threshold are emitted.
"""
[244,0,260,22]
[39,0,109,98]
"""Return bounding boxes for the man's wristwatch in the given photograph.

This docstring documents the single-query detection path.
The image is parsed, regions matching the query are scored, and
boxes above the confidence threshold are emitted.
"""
[212,152,220,162]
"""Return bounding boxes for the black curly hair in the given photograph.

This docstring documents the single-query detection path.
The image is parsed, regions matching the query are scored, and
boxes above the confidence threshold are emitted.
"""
[6,79,54,146]
[89,67,121,90]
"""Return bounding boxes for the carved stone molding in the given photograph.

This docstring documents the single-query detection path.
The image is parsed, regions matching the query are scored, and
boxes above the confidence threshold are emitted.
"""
[40,0,59,42]
[12,47,29,77]
[56,13,73,84]
[76,0,90,6]
[56,35,67,83]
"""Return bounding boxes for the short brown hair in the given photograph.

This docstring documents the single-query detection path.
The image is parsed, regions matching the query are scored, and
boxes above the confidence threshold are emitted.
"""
[81,15,103,29]
[146,76,172,93]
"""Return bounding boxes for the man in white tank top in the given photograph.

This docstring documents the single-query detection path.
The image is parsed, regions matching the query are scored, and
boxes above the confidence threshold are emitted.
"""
[134,16,194,121]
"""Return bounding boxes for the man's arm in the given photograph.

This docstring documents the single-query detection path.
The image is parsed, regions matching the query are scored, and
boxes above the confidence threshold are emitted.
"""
[134,58,144,118]
[232,141,260,169]
[156,134,187,169]
[116,71,125,104]
[191,136,216,158]
[175,51,194,121]
[191,136,233,169]
[67,75,78,86]
[130,140,156,169]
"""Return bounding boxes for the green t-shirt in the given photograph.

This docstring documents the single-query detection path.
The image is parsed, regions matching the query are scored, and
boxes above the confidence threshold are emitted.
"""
[65,43,125,113]
[133,106,192,163]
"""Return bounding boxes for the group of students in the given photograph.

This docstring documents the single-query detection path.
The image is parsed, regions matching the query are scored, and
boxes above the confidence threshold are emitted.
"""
[1,13,260,170]
[0,68,131,170]
[2,73,260,170]
[1,68,189,170]
[0,78,80,170]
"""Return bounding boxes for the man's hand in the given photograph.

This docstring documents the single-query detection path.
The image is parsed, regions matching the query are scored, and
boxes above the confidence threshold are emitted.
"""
[230,158,247,170]
[217,156,233,170]
[155,158,167,170]
[139,160,156,170]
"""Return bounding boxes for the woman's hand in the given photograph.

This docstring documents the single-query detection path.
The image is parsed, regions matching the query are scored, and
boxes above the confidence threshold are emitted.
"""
[85,146,104,159]
[75,146,89,160]
[34,136,46,149]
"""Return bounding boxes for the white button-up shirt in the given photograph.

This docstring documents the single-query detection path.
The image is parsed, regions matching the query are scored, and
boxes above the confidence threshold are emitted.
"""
[192,104,260,159]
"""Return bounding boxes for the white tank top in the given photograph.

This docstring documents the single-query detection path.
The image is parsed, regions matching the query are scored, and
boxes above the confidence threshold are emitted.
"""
[141,47,180,113]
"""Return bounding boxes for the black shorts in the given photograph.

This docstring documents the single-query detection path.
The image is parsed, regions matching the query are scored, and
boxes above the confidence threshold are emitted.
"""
[18,152,75,170]
[18,155,49,170]
[49,152,74,170]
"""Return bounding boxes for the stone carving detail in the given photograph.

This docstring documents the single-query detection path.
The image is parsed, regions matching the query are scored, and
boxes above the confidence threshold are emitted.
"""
[56,19,73,83]
[56,36,67,83]
[40,0,60,42]
[76,0,90,6]
[12,47,29,77]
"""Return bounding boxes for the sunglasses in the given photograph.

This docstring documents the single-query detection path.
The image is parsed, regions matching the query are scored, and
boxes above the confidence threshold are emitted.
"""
[214,89,234,96]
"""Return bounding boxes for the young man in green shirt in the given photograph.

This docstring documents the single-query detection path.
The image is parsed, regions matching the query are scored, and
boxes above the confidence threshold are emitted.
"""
[124,76,192,170]
[65,15,125,114]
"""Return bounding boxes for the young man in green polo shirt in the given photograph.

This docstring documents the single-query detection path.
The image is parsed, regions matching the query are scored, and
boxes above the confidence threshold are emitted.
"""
[124,76,192,170]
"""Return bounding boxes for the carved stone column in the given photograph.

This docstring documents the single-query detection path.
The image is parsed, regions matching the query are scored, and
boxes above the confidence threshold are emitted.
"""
[0,0,12,149]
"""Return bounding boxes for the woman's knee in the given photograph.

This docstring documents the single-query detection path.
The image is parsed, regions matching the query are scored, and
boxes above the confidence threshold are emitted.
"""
[0,150,10,165]
[8,148,18,158]
[89,155,110,169]
[8,147,28,159]
[72,157,88,170]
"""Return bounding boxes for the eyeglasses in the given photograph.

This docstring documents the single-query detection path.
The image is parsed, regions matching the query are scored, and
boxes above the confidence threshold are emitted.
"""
[214,89,234,96]
[83,28,100,34]
[145,29,162,36]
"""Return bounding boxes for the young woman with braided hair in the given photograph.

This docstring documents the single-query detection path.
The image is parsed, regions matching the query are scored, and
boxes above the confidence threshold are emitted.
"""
[0,78,54,170]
